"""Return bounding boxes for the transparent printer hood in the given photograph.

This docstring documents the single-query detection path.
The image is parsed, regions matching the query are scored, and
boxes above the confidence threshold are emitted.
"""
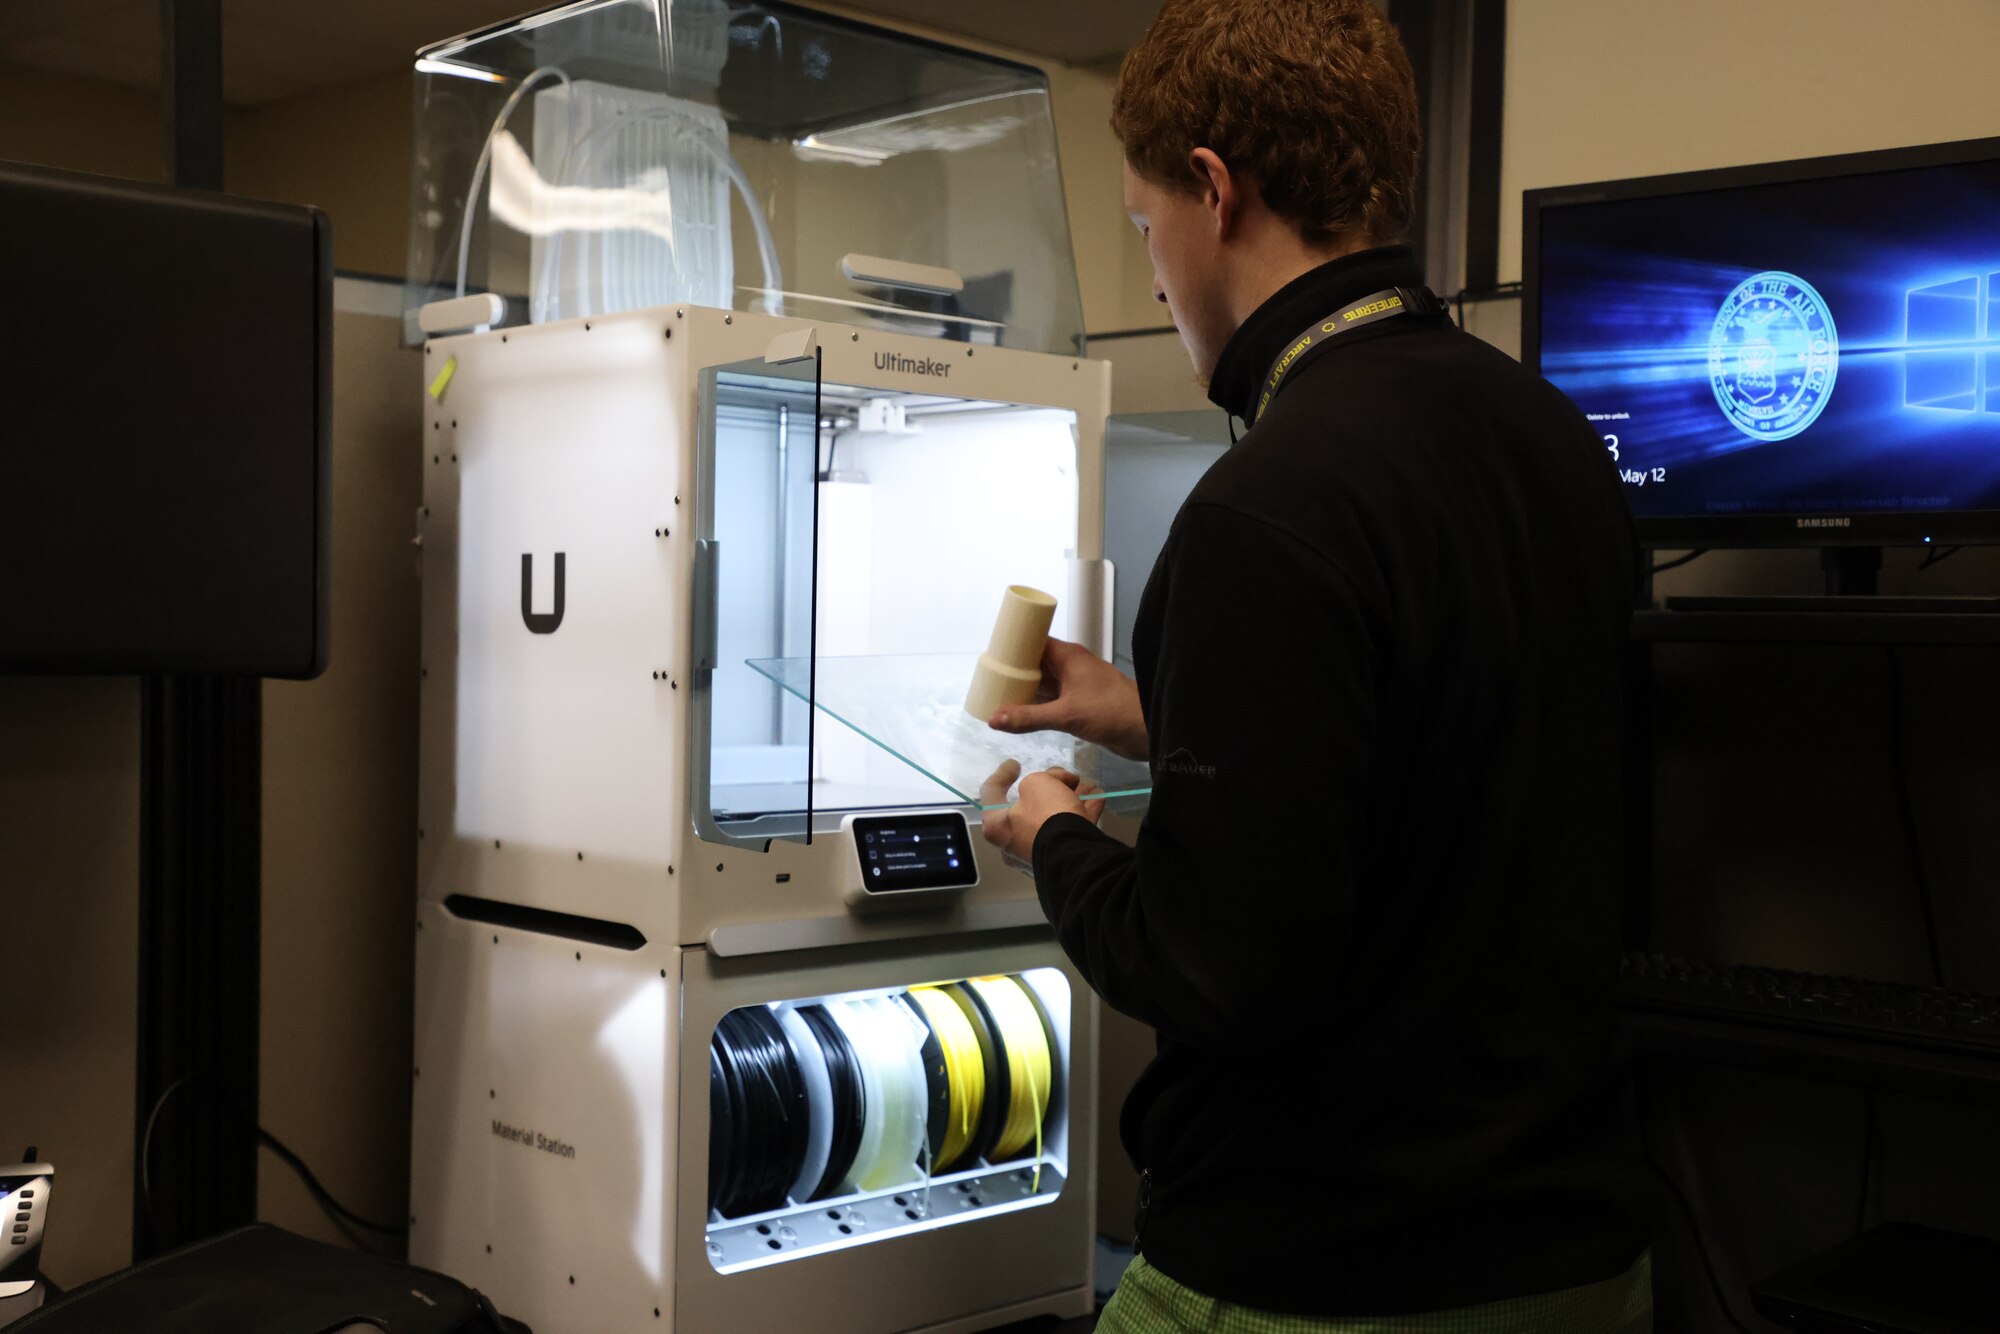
[405,0,1086,353]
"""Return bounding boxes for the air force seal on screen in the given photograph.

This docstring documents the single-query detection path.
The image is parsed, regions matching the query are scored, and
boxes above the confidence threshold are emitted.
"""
[1708,271,1838,441]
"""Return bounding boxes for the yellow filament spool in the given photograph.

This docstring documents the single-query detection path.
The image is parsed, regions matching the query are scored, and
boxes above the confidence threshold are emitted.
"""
[908,986,986,1171]
[967,976,1052,1163]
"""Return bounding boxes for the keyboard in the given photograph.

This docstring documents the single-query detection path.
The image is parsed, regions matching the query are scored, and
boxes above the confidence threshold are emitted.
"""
[1618,953,2000,1058]
[1661,595,2000,615]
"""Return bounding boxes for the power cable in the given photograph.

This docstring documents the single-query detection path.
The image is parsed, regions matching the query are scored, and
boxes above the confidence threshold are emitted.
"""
[137,1074,188,1232]
[1885,647,1948,988]
[1447,281,1524,330]
[1916,544,1962,572]
[1649,548,1709,576]
[139,1074,407,1240]
[1636,1063,1756,1334]
[1855,1088,1876,1238]
[1644,1151,1756,1334]
[257,1124,408,1236]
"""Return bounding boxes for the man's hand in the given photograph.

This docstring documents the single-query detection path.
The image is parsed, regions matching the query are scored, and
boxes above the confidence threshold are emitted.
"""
[986,638,1148,762]
[979,759,1106,863]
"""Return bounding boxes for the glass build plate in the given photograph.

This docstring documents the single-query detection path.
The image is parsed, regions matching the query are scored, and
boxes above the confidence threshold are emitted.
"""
[748,654,1152,810]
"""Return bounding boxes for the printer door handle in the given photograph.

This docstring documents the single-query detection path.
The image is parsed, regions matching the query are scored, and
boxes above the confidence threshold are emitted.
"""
[692,539,720,672]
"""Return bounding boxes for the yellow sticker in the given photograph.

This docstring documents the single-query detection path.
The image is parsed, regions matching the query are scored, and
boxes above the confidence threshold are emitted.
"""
[427,355,458,402]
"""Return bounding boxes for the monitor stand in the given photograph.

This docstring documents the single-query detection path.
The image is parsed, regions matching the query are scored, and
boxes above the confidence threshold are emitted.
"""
[1663,547,2000,614]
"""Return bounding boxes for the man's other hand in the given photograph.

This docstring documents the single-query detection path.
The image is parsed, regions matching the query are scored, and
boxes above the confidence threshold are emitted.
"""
[986,638,1148,761]
[979,760,1106,863]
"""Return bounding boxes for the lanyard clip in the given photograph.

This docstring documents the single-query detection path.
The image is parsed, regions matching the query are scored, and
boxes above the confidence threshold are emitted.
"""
[1397,285,1445,318]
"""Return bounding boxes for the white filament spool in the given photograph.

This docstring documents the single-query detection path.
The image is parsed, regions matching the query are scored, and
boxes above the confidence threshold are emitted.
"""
[839,998,928,1192]
[828,1000,890,1197]
[773,1004,834,1205]
[876,996,932,1183]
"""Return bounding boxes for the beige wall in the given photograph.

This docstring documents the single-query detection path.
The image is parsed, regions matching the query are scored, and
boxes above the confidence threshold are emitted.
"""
[0,681,139,1287]
[1046,61,1161,334]
[1499,0,2000,285]
[0,65,162,182]
[257,299,423,1251]
[0,64,407,277]
[229,71,413,279]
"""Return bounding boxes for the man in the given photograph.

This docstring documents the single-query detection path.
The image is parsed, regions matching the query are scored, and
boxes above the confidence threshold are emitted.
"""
[978,1,1651,1329]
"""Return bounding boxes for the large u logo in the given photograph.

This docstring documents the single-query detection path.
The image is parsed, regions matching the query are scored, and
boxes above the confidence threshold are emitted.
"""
[521,553,565,634]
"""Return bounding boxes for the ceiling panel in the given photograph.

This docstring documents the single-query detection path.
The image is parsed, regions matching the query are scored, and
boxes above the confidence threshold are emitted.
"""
[0,0,1157,107]
[829,0,1157,65]
[0,0,537,105]
[0,0,132,44]
[0,0,153,92]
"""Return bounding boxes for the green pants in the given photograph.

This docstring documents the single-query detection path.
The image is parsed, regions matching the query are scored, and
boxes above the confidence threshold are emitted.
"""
[1096,1250,1652,1334]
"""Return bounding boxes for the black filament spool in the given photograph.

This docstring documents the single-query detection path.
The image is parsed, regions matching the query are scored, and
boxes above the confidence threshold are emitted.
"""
[711,1005,810,1217]
[798,1003,865,1201]
[707,1043,732,1214]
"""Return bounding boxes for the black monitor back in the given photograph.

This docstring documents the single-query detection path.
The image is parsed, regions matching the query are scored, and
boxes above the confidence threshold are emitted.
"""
[0,161,330,678]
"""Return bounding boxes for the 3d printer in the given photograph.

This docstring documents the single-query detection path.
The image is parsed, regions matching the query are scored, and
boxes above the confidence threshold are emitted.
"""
[404,3,1151,1330]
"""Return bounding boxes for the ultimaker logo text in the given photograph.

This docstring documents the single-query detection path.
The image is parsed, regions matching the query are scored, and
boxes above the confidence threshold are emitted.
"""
[874,351,952,379]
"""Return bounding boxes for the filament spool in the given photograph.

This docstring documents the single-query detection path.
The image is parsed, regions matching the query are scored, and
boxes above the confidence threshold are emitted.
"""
[707,977,1060,1222]
[773,1004,835,1205]
[896,992,953,1164]
[944,980,1010,1166]
[871,996,931,1185]
[834,998,928,1192]
[907,985,988,1173]
[967,976,1053,1163]
[797,1003,864,1201]
[709,1004,810,1217]
[1015,973,1066,1131]
[828,1000,892,1196]
[706,1043,731,1213]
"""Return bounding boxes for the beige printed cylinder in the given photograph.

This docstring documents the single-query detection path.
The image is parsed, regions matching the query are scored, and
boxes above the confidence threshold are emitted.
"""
[965,584,1057,720]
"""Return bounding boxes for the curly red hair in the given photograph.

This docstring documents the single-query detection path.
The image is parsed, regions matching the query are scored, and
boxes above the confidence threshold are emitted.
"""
[1111,0,1422,245]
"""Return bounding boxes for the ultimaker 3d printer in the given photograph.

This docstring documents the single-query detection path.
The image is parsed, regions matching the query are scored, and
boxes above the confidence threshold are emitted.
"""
[403,4,1152,1331]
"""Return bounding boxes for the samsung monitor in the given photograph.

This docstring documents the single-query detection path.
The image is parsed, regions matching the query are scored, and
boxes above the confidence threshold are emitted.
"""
[1524,137,2000,549]
[0,161,330,677]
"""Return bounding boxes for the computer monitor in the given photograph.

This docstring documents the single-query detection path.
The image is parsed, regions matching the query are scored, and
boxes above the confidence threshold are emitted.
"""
[0,161,330,677]
[1524,137,2000,549]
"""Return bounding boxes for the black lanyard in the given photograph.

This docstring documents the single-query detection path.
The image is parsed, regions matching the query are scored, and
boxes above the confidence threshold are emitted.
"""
[1247,284,1443,429]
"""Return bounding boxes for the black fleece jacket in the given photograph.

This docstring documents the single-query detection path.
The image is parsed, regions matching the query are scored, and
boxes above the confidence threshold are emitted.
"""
[1032,247,1648,1315]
